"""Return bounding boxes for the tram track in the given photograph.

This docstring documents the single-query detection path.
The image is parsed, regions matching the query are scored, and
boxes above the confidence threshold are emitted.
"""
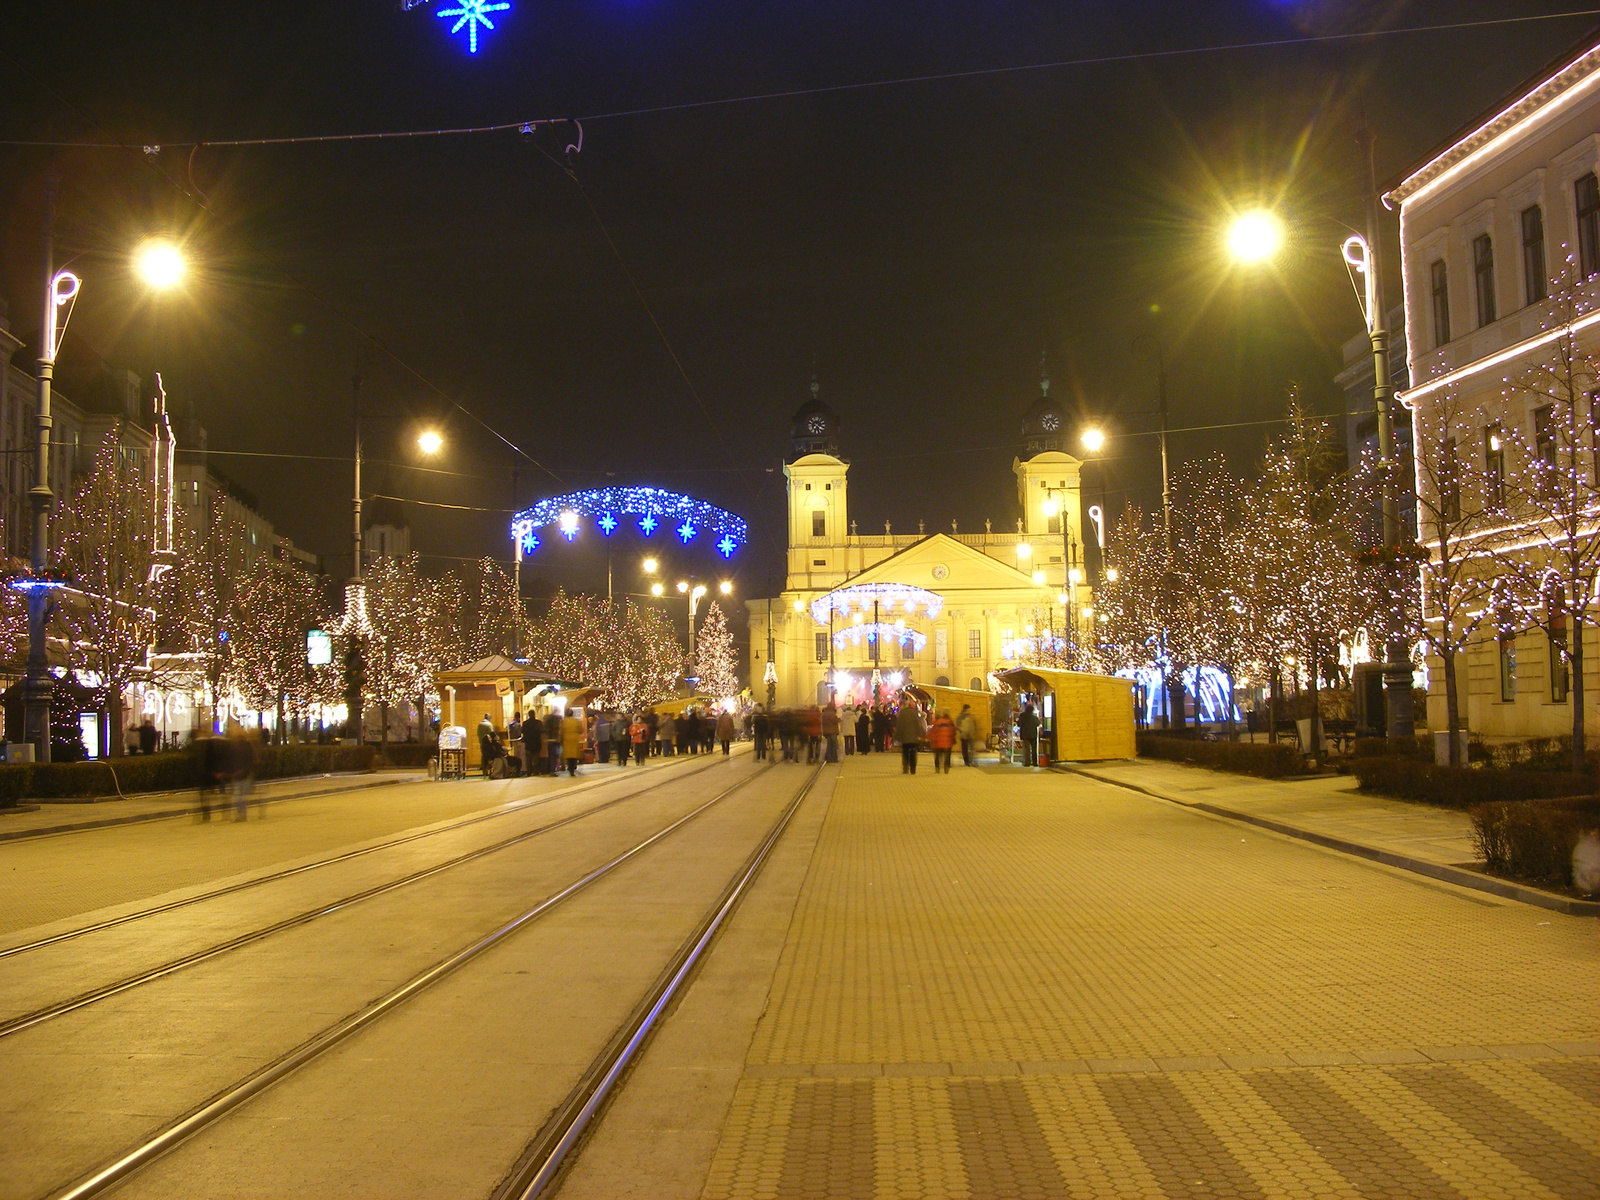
[0,749,732,964]
[38,759,808,1200]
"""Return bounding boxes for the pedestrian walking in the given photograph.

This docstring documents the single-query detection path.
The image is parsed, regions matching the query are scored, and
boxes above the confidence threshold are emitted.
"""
[929,709,956,774]
[612,716,632,766]
[594,712,612,763]
[855,707,871,755]
[523,711,544,775]
[1018,701,1041,768]
[716,708,735,754]
[752,707,770,760]
[957,704,979,767]
[560,709,586,776]
[872,705,892,753]
[802,705,823,763]
[138,718,158,756]
[895,702,926,775]
[821,702,840,762]
[195,735,228,822]
[544,710,563,774]
[658,712,676,756]
[630,714,652,766]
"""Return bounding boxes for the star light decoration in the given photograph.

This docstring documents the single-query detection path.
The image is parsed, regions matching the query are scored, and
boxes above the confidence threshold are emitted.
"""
[809,582,944,626]
[835,622,928,653]
[511,487,747,556]
[437,0,509,53]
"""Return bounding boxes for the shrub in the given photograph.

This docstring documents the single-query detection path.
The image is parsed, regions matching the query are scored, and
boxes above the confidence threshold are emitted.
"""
[1350,735,1432,761]
[374,743,436,769]
[1,743,377,801]
[257,744,377,780]
[1351,758,1593,809]
[1471,797,1600,888]
[1137,734,1305,779]
[0,764,33,806]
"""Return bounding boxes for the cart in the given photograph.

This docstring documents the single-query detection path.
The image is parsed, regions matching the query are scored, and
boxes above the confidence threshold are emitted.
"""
[438,725,467,780]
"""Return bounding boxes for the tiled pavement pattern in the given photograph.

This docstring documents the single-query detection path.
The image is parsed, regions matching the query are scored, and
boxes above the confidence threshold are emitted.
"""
[700,756,1599,1198]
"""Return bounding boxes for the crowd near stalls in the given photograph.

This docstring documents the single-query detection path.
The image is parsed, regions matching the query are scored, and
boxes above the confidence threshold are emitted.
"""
[470,699,742,779]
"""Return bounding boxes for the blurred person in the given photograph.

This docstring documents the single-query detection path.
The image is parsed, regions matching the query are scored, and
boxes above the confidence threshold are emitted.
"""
[872,705,892,753]
[544,709,563,774]
[752,706,770,761]
[802,706,823,764]
[929,709,957,774]
[630,714,652,766]
[137,718,158,756]
[716,707,735,754]
[821,701,840,763]
[855,706,871,755]
[957,704,979,767]
[895,701,926,775]
[1018,701,1041,768]
[658,712,677,756]
[593,712,612,763]
[612,714,632,766]
[561,708,586,776]
[230,727,261,820]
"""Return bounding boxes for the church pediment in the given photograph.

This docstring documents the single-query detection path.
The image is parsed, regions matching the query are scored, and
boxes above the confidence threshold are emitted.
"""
[839,534,1039,592]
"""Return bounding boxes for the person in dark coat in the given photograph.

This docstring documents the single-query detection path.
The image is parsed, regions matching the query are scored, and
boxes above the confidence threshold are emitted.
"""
[138,719,159,756]
[524,712,545,774]
[855,707,871,755]
[871,705,892,753]
[612,715,631,766]
[752,707,770,760]
[1018,701,1041,767]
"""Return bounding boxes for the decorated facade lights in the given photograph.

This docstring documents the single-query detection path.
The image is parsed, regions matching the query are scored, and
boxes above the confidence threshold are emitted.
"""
[835,622,928,653]
[808,582,944,625]
[436,0,510,53]
[511,487,746,556]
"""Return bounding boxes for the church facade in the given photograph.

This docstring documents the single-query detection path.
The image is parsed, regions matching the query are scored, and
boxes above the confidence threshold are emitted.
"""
[747,382,1096,709]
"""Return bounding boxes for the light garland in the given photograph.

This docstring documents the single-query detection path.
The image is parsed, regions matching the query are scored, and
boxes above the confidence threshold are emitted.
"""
[810,582,944,625]
[512,487,747,557]
[436,0,510,53]
[834,622,928,652]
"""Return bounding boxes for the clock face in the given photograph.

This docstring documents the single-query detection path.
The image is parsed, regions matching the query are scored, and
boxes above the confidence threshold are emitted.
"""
[1040,412,1061,432]
[807,415,829,435]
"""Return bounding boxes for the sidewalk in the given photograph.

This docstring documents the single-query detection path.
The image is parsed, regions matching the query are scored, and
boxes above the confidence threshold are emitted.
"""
[1065,757,1599,916]
[0,772,422,841]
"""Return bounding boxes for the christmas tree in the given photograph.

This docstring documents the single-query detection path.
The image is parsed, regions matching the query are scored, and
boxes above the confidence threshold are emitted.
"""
[695,601,738,701]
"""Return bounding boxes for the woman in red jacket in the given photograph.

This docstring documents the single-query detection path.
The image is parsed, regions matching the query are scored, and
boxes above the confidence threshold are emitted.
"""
[928,709,958,774]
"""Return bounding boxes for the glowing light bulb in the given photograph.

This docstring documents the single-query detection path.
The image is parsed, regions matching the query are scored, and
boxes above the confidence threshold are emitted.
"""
[642,558,658,574]
[416,430,443,455]
[135,239,185,289]
[793,599,805,612]
[1057,592,1070,605]
[1032,570,1046,585]
[1041,498,1059,517]
[650,582,664,597]
[1016,543,1032,560]
[678,581,690,594]
[1069,567,1083,584]
[1227,209,1285,264]
[1105,567,1119,583]
[719,581,733,595]
[1080,428,1106,454]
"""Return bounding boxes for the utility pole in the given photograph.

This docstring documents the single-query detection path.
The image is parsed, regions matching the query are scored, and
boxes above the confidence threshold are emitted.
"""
[1359,120,1416,742]
[24,182,75,763]
[344,372,366,744]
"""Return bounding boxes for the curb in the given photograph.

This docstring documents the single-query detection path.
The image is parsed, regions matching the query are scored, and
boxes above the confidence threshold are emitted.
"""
[1062,766,1600,918]
[0,776,411,843]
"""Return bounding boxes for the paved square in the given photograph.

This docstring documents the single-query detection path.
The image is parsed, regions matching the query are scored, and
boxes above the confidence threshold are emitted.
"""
[701,754,1600,1199]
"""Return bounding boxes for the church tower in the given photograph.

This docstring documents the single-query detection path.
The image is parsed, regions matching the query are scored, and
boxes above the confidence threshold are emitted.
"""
[1012,362,1084,587]
[783,378,849,591]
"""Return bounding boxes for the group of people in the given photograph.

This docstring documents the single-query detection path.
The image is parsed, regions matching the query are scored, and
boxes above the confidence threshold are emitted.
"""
[746,699,983,775]
[481,704,740,778]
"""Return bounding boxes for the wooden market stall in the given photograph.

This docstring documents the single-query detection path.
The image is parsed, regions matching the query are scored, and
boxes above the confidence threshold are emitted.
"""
[903,683,994,747]
[433,656,571,771]
[648,694,715,717]
[992,666,1136,762]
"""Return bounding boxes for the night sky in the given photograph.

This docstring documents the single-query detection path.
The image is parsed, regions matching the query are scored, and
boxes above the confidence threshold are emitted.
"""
[1,1,1593,605]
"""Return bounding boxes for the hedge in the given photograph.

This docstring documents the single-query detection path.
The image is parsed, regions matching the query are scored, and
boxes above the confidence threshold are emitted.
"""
[1136,734,1305,779]
[1350,735,1433,761]
[0,743,378,804]
[1471,797,1600,889]
[374,743,436,768]
[1350,757,1592,809]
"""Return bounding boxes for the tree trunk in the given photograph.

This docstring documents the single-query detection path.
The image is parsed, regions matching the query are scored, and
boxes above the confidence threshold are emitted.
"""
[1572,616,1586,775]
[1307,651,1322,764]
[1224,667,1237,741]
[1442,647,1461,766]
[108,692,125,757]
[380,700,390,748]
[276,691,286,745]
[1168,666,1186,732]
[1268,667,1280,745]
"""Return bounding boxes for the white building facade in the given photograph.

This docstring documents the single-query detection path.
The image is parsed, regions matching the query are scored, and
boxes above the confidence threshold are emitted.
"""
[1390,38,1600,739]
[748,383,1096,708]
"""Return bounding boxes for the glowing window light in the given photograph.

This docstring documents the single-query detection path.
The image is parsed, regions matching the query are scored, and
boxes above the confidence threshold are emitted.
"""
[598,513,617,535]
[677,521,697,543]
[437,0,509,53]
[559,511,580,541]
[809,582,944,625]
[716,534,736,557]
[640,515,658,535]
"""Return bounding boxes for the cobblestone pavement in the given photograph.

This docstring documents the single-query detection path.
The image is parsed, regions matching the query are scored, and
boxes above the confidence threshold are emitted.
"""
[700,754,1599,1199]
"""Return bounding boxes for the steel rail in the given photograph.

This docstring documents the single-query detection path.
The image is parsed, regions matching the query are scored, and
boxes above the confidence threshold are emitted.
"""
[0,756,751,1039]
[0,749,731,963]
[40,760,778,1200]
[492,764,824,1200]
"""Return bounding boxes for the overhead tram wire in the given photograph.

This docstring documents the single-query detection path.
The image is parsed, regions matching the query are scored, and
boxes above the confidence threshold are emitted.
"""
[4,9,1598,151]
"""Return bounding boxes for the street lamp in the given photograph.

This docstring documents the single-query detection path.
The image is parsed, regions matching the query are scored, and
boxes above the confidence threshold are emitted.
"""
[416,429,444,455]
[1080,427,1106,454]
[133,239,186,290]
[1225,209,1285,264]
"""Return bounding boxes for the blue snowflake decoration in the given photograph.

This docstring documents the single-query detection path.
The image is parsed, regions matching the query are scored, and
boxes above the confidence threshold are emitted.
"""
[522,532,539,553]
[438,0,509,53]
[511,487,746,557]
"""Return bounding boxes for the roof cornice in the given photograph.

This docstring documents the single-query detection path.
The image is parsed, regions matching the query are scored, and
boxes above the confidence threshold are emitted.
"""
[1387,41,1600,208]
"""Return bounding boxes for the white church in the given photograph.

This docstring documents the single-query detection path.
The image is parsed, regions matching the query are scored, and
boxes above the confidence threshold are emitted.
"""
[747,378,1097,709]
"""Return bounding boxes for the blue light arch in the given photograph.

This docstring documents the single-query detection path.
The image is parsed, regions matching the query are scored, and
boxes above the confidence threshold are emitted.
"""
[511,487,748,558]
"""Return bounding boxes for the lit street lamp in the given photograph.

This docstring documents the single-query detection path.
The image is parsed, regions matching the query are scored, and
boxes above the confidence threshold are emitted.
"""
[133,239,186,290]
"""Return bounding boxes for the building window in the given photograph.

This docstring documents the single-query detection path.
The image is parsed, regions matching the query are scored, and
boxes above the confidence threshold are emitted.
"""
[1499,636,1516,702]
[1549,615,1569,703]
[1483,424,1504,506]
[814,632,828,663]
[1430,259,1450,347]
[968,629,981,658]
[1473,233,1496,327]
[902,639,916,661]
[811,511,826,538]
[1046,514,1060,534]
[1578,172,1600,279]
[1441,437,1461,522]
[1521,205,1547,305]
[812,558,827,567]
[1534,404,1557,494]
